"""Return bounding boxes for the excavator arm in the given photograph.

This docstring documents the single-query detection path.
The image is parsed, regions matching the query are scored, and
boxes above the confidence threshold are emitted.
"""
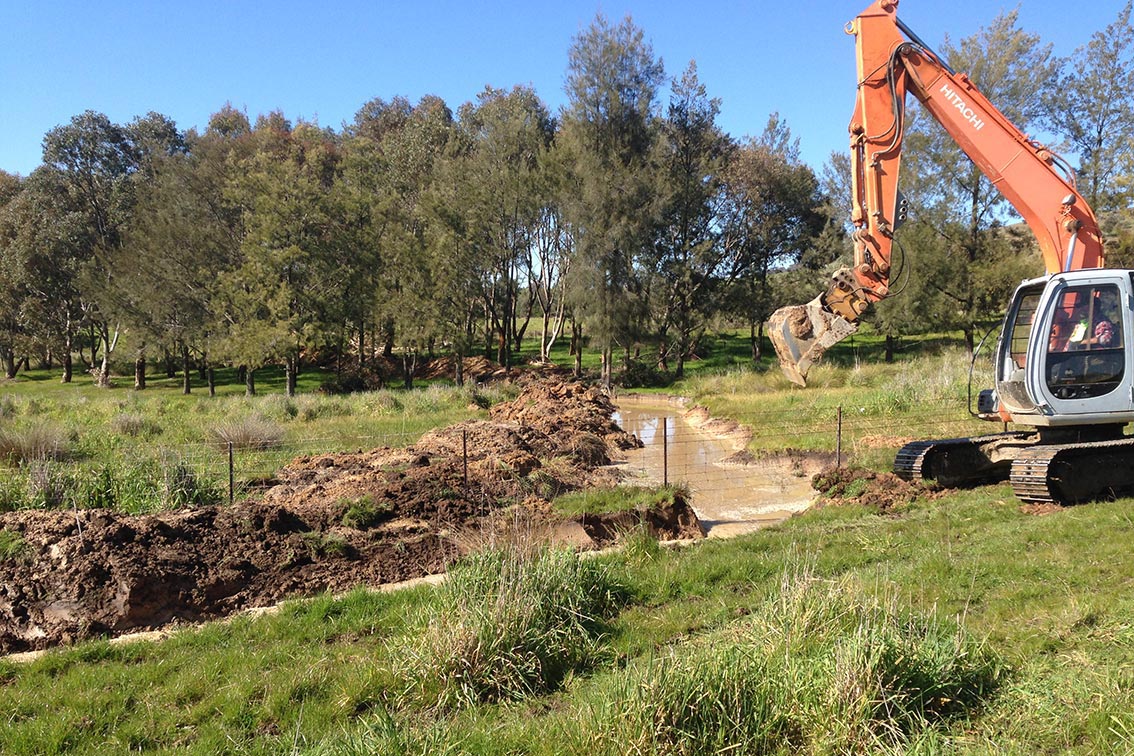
[769,0,1104,385]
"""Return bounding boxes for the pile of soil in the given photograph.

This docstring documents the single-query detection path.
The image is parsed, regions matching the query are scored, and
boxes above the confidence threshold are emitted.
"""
[811,466,940,512]
[0,377,698,655]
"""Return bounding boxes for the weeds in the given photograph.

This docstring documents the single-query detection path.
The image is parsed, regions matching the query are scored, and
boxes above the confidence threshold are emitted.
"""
[340,495,395,529]
[0,528,25,561]
[0,425,72,464]
[210,415,284,450]
[393,545,628,709]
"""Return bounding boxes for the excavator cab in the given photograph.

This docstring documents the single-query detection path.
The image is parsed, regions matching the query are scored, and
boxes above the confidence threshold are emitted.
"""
[992,272,1134,427]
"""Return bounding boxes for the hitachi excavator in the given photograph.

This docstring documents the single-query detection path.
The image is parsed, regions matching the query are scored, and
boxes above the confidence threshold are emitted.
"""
[769,0,1134,504]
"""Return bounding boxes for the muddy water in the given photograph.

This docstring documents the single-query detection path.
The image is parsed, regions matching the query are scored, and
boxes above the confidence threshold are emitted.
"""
[613,396,815,538]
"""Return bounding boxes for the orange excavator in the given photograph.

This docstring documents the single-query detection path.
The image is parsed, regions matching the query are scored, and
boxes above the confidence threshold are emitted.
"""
[769,0,1134,503]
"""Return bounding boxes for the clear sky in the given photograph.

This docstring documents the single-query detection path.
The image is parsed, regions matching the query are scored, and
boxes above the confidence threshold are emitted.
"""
[1,1,1126,177]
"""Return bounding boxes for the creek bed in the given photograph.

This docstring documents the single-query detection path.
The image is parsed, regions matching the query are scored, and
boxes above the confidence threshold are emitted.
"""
[613,396,816,538]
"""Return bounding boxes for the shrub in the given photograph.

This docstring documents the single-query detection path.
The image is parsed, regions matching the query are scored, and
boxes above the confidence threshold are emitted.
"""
[210,415,284,450]
[0,425,71,464]
[393,545,628,709]
[617,359,671,389]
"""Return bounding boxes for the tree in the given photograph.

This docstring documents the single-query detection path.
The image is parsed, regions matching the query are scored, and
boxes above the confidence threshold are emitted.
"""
[560,13,665,387]
[451,85,554,368]
[120,110,248,394]
[41,111,139,385]
[720,116,825,360]
[218,114,343,396]
[1044,1,1134,212]
[650,61,731,378]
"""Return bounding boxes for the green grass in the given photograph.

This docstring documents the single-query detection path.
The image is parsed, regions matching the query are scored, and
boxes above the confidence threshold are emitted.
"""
[5,488,1134,754]
[551,484,685,517]
[0,381,506,513]
[4,341,1133,753]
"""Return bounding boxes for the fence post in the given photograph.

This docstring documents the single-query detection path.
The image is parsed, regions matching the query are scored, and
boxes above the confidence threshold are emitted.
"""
[836,406,843,468]
[462,429,468,487]
[662,416,669,487]
[228,441,235,505]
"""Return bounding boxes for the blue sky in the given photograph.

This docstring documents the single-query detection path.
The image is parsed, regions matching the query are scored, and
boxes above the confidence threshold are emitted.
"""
[1,1,1125,177]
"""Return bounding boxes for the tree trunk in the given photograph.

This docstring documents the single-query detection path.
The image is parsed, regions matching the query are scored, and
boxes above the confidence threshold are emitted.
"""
[570,319,582,377]
[285,353,298,397]
[454,351,464,387]
[2,347,15,380]
[245,366,256,397]
[207,367,216,397]
[885,334,895,363]
[134,355,146,391]
[181,344,192,395]
[62,334,73,384]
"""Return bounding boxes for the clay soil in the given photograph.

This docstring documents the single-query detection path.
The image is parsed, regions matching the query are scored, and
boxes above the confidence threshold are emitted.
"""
[0,377,702,655]
[811,465,941,512]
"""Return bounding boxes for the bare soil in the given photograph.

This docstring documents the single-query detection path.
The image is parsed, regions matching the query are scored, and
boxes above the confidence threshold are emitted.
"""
[811,465,941,512]
[0,377,701,655]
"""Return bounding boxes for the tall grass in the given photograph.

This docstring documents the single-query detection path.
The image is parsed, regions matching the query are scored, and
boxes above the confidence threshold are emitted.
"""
[579,568,1003,755]
[0,382,493,513]
[392,545,628,709]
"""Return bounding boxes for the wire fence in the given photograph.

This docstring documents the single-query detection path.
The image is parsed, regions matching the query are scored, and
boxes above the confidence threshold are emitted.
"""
[613,399,997,497]
[0,399,996,513]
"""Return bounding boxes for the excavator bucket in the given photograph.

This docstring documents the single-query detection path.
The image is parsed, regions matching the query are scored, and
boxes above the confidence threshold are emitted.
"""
[767,296,859,386]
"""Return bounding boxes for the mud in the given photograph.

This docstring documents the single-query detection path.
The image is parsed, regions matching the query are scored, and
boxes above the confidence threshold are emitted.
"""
[0,377,701,655]
[811,466,940,512]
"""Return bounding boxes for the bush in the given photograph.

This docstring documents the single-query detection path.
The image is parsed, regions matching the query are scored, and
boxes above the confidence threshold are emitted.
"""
[616,359,671,389]
[393,545,628,709]
[210,415,284,450]
[0,425,72,464]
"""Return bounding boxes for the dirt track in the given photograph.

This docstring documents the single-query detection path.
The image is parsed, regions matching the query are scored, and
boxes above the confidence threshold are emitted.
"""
[0,377,703,655]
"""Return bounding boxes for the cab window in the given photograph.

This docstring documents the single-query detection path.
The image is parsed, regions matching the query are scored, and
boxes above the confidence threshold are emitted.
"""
[1046,284,1124,399]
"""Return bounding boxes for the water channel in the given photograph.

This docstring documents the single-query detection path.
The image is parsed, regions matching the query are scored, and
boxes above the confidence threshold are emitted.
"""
[613,395,816,538]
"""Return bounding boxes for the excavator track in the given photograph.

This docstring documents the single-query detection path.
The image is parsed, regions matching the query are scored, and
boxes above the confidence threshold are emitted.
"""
[894,432,1034,488]
[1010,437,1134,504]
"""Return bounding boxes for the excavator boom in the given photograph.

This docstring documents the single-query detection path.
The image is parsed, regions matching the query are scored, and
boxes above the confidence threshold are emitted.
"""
[770,0,1103,385]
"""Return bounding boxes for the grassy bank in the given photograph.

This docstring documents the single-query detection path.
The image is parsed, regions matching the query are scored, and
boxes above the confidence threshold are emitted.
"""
[3,486,1133,754]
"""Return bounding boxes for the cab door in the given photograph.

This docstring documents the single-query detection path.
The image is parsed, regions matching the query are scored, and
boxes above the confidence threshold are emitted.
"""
[1028,272,1134,423]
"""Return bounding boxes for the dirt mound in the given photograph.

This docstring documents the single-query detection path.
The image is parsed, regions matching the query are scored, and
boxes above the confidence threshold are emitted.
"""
[0,378,679,655]
[811,466,939,512]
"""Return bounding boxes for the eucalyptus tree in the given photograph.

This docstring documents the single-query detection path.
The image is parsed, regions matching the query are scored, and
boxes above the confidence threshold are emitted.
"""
[40,110,137,384]
[560,13,666,387]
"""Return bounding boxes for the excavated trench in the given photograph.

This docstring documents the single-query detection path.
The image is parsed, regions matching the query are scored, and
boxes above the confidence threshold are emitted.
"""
[614,395,825,537]
[0,377,703,656]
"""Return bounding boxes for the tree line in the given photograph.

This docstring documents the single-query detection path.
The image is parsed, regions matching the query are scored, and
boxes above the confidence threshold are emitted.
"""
[1,8,1132,393]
